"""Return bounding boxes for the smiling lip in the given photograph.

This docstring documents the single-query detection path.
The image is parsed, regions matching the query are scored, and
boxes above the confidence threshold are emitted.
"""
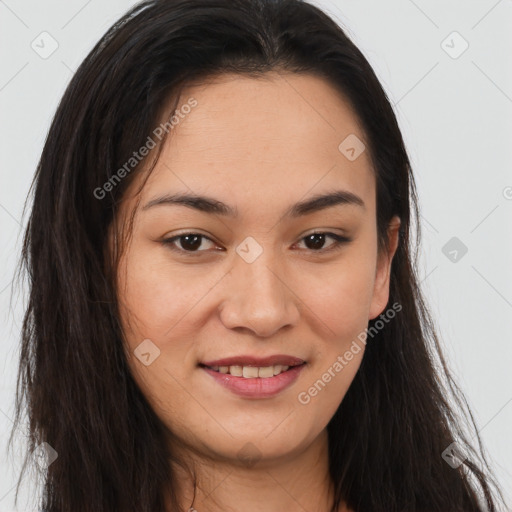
[199,354,306,399]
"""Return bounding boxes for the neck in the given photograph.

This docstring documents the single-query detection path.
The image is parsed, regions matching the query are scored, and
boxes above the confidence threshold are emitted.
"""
[167,429,349,512]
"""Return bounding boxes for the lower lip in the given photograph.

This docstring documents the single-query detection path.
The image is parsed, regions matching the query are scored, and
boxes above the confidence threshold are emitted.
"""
[201,364,306,398]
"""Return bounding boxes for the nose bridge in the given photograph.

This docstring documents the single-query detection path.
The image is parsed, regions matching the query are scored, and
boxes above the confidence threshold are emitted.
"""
[241,249,284,304]
[219,238,299,336]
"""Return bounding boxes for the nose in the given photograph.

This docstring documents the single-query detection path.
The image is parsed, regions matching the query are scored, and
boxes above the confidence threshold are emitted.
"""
[219,249,300,338]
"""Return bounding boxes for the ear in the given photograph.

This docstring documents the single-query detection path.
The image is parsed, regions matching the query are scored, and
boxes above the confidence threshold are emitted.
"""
[368,215,401,320]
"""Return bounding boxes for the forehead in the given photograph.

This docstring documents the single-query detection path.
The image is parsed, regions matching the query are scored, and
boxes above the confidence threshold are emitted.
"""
[132,72,375,214]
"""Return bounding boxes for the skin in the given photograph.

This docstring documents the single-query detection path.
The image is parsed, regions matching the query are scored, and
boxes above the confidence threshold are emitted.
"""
[113,71,400,512]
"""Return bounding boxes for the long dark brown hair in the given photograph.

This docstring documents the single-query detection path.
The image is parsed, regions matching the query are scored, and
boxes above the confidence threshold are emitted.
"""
[10,0,506,511]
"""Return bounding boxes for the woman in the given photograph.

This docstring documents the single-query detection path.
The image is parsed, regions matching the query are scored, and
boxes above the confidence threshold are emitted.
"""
[11,0,506,511]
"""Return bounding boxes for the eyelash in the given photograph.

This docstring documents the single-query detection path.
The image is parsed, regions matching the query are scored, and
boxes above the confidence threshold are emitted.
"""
[161,231,351,257]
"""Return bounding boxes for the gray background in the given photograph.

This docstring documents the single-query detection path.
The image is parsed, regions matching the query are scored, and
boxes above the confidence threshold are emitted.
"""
[1,0,511,510]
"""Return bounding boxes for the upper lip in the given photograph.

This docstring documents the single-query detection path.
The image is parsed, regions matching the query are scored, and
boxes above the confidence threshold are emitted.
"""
[200,355,305,367]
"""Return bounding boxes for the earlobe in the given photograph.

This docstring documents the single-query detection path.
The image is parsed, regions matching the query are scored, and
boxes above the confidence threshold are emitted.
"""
[368,216,401,320]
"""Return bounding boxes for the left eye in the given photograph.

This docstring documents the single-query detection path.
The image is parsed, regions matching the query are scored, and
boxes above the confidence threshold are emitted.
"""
[295,232,350,252]
[161,232,350,255]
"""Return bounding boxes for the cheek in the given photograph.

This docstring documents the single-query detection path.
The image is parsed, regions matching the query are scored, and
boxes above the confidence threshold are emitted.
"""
[117,248,209,342]
[297,348,363,425]
[282,258,375,422]
[295,256,377,340]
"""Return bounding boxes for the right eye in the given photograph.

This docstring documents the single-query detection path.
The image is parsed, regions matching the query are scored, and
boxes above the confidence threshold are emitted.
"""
[161,232,221,255]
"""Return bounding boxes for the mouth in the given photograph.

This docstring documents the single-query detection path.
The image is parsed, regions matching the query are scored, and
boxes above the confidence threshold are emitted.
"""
[199,355,306,379]
[198,355,307,398]
[199,362,305,378]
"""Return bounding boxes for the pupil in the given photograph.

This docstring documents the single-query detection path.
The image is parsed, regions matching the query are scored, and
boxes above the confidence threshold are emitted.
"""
[306,233,325,250]
[181,235,202,251]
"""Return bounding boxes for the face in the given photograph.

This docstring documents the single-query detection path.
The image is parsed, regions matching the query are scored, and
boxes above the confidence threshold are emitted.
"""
[113,72,400,468]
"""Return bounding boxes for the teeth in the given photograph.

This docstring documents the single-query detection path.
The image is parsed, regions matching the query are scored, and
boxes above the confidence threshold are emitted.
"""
[258,366,274,378]
[243,366,259,378]
[230,365,243,377]
[207,364,295,378]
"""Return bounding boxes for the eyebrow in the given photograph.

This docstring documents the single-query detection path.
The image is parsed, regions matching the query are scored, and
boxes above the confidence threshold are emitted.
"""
[142,189,365,218]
